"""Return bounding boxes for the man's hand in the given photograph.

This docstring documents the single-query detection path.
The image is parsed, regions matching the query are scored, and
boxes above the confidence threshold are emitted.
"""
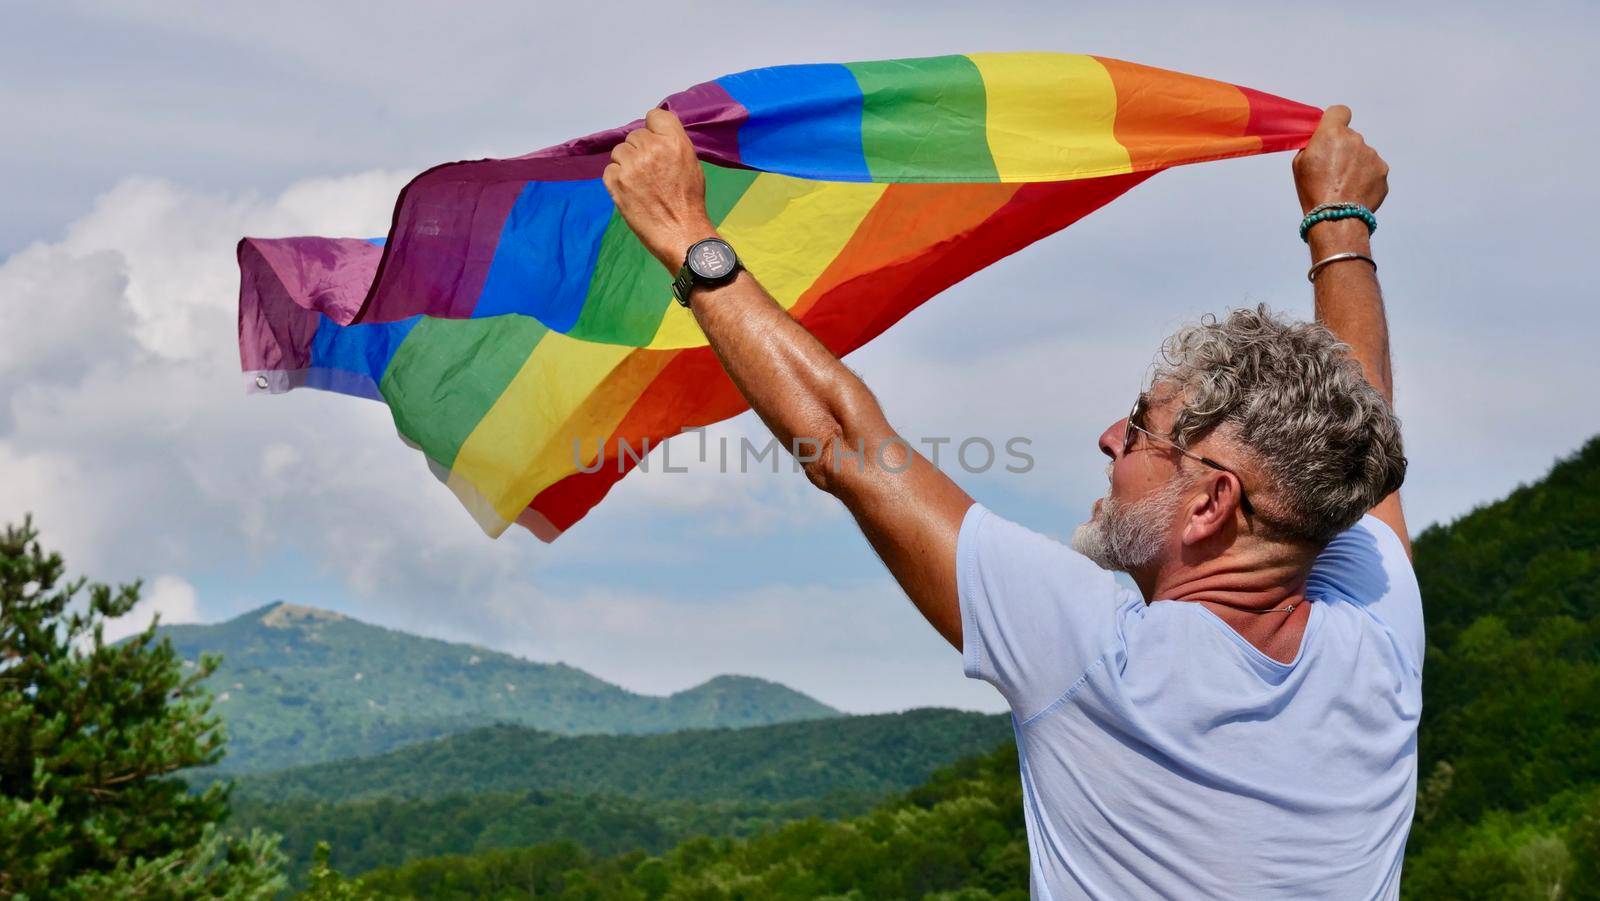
[1292,105,1389,216]
[603,109,718,272]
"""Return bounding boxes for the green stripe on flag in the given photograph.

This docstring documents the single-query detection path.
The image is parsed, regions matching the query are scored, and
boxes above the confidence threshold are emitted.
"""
[379,314,550,468]
[570,163,760,345]
[846,55,999,182]
[704,162,763,221]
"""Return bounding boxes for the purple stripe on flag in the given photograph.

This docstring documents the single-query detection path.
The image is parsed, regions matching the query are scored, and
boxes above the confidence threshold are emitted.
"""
[349,81,750,325]
[237,237,383,374]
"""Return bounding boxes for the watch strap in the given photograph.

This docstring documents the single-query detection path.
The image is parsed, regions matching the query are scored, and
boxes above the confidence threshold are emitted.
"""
[671,264,698,307]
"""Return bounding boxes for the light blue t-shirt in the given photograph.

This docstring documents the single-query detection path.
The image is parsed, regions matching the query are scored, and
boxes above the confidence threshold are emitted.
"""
[958,503,1424,900]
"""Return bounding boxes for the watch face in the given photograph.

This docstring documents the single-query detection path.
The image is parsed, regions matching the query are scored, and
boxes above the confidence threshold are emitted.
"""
[687,240,737,280]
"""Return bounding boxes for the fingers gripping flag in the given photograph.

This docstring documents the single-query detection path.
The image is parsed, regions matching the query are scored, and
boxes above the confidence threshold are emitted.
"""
[238,53,1319,541]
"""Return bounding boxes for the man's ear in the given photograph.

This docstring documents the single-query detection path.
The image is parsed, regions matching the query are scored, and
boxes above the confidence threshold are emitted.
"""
[1180,472,1236,546]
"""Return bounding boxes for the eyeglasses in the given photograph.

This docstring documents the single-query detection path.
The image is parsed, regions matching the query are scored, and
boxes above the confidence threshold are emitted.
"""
[1122,392,1257,518]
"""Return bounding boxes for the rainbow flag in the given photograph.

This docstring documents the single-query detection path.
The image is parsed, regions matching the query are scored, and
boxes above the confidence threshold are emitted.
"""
[238,53,1319,540]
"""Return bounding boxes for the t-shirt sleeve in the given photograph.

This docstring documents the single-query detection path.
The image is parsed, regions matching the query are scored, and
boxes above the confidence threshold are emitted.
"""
[957,502,1137,720]
[1305,514,1425,674]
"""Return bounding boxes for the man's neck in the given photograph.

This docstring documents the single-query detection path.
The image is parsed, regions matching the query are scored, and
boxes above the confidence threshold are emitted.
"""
[1134,543,1320,664]
[1148,553,1311,608]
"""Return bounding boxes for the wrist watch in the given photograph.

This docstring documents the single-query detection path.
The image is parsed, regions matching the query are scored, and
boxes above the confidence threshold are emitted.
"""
[671,237,742,307]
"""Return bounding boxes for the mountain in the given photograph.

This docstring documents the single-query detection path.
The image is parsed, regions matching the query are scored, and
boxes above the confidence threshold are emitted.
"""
[158,602,837,772]
[230,708,1012,805]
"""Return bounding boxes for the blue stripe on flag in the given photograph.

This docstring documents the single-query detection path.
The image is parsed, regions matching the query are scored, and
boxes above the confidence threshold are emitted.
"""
[717,63,871,182]
[474,179,614,330]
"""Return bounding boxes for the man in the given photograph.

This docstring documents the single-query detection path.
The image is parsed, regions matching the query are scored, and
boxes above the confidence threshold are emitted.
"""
[604,104,1419,899]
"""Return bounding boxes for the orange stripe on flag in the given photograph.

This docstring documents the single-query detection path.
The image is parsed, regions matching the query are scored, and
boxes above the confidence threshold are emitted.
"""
[1093,57,1256,173]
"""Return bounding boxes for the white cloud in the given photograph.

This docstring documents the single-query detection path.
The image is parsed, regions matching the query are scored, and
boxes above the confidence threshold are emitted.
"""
[258,442,300,482]
[102,573,201,644]
[0,246,134,387]
[617,420,843,535]
[49,174,407,362]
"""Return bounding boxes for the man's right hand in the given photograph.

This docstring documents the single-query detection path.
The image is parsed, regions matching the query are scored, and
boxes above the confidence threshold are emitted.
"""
[1292,105,1389,216]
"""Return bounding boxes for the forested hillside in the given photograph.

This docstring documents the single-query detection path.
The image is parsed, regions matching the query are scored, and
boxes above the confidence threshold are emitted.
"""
[234,709,1010,805]
[1400,435,1600,898]
[229,709,1013,878]
[239,792,863,885]
[158,602,837,771]
[327,741,1032,900]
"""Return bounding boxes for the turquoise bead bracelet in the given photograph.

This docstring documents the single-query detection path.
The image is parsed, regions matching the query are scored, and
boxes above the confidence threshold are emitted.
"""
[1299,203,1377,242]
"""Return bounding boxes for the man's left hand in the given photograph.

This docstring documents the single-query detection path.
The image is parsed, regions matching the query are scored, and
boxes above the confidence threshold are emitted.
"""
[603,109,717,273]
[1292,105,1388,216]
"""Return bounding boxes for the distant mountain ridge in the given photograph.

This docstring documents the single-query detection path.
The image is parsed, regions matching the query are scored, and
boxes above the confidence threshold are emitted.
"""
[231,708,1013,805]
[158,601,838,772]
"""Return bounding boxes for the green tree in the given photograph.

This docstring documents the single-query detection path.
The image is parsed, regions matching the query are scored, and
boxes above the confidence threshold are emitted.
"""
[0,516,284,898]
[299,842,376,901]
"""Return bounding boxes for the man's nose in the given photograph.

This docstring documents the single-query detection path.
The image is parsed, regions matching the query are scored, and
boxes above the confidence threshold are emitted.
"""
[1098,420,1125,461]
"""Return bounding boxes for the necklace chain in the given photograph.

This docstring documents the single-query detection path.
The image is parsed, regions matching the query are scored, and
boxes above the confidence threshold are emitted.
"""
[1203,600,1298,615]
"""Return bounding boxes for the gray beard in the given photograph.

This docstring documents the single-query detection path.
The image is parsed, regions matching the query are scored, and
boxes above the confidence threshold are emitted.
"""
[1070,475,1193,573]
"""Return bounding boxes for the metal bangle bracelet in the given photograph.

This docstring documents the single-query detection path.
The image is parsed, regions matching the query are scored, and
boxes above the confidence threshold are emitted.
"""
[1307,251,1377,283]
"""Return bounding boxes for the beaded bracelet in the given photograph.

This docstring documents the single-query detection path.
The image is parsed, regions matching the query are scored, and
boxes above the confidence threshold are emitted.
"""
[1299,202,1377,242]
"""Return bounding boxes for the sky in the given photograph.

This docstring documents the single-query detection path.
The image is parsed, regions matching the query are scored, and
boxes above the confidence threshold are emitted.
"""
[3,0,1597,715]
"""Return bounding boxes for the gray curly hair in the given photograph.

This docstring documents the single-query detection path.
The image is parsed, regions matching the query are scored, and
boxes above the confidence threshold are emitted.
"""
[1151,304,1406,545]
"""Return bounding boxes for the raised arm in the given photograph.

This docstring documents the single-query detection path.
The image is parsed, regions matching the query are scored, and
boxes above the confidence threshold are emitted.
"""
[1292,105,1411,555]
[603,110,973,648]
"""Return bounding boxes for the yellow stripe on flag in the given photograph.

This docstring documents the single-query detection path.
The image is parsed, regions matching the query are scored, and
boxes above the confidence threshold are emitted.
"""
[451,330,634,522]
[967,52,1132,182]
[648,173,888,348]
